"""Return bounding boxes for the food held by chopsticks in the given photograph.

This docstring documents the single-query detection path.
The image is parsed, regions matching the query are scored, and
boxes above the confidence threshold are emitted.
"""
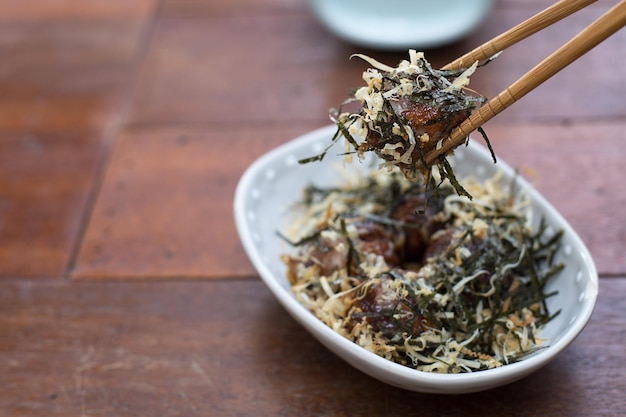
[301,50,492,197]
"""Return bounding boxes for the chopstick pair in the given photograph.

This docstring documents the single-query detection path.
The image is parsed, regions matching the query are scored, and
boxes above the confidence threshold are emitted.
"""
[426,0,626,165]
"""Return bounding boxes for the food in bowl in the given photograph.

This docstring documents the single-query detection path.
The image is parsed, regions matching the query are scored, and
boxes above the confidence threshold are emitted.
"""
[234,125,598,392]
[280,167,563,373]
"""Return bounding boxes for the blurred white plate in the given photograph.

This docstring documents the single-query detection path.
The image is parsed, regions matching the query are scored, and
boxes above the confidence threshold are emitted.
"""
[234,125,598,394]
[308,0,496,50]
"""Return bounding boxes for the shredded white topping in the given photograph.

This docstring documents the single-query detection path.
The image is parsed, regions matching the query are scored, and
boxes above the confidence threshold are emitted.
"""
[281,168,562,373]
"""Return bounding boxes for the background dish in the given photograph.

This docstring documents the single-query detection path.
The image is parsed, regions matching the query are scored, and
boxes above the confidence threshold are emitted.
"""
[308,0,496,50]
[234,125,598,394]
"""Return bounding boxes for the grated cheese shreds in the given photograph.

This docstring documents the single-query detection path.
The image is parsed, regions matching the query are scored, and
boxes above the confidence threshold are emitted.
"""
[281,169,563,373]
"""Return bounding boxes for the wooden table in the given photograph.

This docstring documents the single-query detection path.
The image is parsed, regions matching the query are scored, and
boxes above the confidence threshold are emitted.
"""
[1,0,625,415]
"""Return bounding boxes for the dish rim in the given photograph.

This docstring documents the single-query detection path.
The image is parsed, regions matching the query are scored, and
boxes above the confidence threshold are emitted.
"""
[234,125,599,393]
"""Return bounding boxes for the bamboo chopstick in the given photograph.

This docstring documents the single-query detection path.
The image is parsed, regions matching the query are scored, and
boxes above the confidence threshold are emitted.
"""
[427,0,626,165]
[442,0,598,71]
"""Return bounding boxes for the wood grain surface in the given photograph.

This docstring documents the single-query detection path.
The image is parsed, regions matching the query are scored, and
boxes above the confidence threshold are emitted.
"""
[1,278,624,416]
[0,0,624,415]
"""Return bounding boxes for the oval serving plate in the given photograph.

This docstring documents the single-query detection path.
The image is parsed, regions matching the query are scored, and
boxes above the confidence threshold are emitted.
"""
[234,125,598,394]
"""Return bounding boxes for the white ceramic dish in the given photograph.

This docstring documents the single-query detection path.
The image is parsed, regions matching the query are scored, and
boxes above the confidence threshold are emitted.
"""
[308,0,496,50]
[234,125,598,394]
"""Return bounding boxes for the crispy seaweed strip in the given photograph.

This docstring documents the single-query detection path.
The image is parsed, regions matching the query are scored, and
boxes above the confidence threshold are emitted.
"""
[436,156,472,199]
[276,229,324,247]
[298,127,343,164]
[338,217,360,277]
[477,126,497,164]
